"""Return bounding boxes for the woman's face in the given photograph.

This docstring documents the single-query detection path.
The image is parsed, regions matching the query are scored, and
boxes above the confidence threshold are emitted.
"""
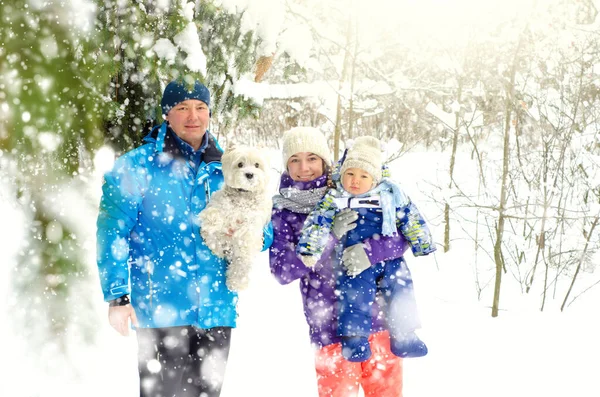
[287,152,325,182]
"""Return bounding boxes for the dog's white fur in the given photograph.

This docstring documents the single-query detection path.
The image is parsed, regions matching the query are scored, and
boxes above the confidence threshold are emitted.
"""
[199,144,272,291]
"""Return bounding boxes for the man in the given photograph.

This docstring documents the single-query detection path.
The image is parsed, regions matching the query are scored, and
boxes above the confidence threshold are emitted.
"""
[96,79,273,397]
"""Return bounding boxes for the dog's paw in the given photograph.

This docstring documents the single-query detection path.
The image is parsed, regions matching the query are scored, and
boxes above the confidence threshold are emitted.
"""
[226,261,251,291]
[226,275,249,292]
[201,234,229,258]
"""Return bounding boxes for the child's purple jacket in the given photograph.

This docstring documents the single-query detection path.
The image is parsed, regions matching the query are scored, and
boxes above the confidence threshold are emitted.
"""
[269,173,408,348]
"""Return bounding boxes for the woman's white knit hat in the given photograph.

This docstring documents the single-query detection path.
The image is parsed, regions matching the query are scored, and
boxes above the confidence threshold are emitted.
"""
[282,127,332,166]
[340,136,384,184]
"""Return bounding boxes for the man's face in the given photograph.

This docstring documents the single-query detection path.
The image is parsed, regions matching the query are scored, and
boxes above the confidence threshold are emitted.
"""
[164,99,210,150]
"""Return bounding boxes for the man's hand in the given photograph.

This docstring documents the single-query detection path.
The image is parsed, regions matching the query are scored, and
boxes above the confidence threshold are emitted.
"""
[332,208,358,240]
[108,304,139,336]
[342,243,371,277]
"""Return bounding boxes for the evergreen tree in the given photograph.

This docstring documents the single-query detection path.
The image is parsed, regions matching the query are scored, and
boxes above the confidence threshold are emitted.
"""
[0,0,279,359]
[97,0,262,153]
[0,0,113,350]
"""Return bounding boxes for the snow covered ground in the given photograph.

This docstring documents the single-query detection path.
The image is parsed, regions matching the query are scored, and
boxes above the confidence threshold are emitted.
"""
[1,147,599,397]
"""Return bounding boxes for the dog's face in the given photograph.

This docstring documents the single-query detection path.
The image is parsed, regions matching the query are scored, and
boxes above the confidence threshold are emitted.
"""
[221,145,269,192]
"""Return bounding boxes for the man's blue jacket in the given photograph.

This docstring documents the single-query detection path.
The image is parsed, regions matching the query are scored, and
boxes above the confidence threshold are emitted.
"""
[96,123,273,329]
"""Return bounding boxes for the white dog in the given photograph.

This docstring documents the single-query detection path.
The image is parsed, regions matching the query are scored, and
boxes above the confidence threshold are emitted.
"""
[199,144,272,291]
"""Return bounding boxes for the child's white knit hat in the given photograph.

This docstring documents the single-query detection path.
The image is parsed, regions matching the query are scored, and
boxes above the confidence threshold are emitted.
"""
[282,127,332,167]
[340,136,384,184]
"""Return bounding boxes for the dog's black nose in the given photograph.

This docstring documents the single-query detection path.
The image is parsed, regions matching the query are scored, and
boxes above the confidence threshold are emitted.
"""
[245,173,254,179]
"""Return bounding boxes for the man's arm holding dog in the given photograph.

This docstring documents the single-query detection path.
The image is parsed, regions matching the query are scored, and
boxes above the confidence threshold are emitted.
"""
[262,221,274,251]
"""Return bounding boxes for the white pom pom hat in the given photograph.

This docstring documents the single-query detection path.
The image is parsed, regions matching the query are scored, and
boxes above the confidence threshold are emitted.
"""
[282,127,332,167]
[340,136,385,184]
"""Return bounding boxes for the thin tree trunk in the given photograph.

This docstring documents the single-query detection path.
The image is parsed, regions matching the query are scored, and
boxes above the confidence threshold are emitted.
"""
[347,17,358,140]
[526,141,549,293]
[561,212,599,311]
[474,174,482,300]
[491,18,535,316]
[492,116,509,318]
[333,14,352,162]
[541,246,549,311]
[444,80,463,252]
[492,63,520,318]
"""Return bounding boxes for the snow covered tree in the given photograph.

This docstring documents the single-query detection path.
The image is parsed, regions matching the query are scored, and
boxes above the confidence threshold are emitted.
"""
[97,0,264,152]
[0,0,113,351]
[0,0,288,357]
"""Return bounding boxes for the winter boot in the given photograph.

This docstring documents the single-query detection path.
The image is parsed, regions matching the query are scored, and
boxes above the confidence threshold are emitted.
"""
[390,331,428,358]
[341,336,372,362]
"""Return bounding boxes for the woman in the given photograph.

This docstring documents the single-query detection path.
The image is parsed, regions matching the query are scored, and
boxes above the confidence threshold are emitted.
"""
[269,127,407,397]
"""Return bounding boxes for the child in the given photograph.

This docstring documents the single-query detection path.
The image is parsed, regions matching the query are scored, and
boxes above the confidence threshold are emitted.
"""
[297,136,436,362]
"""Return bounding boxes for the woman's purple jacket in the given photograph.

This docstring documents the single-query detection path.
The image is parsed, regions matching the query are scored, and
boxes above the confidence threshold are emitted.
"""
[269,173,408,348]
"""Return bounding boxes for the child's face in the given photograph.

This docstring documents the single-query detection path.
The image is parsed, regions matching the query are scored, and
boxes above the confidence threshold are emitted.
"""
[342,167,374,195]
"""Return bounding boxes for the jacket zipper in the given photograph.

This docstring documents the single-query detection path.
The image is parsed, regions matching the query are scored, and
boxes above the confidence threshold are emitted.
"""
[148,269,153,309]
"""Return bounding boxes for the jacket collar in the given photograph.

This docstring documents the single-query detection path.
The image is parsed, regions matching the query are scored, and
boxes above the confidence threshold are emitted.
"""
[144,122,223,164]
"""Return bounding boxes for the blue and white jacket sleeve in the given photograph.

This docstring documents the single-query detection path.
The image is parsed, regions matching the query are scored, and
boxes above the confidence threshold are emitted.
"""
[396,200,436,256]
[296,191,339,261]
[96,154,147,302]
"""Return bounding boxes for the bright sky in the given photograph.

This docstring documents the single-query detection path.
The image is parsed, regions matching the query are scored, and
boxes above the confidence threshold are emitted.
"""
[348,0,537,45]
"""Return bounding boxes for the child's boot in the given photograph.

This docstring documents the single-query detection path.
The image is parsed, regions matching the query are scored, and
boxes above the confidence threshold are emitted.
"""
[341,336,372,362]
[390,331,428,358]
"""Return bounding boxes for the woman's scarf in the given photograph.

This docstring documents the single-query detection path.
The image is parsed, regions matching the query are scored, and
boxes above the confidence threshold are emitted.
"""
[272,185,329,214]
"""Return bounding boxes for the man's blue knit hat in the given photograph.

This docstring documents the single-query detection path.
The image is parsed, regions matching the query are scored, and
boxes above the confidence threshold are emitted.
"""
[161,80,211,115]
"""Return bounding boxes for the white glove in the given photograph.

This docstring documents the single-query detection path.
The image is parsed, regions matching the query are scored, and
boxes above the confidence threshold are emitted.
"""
[342,243,371,277]
[332,208,358,240]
